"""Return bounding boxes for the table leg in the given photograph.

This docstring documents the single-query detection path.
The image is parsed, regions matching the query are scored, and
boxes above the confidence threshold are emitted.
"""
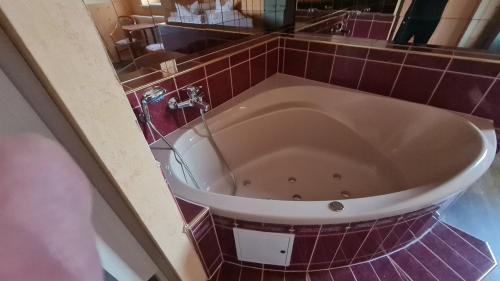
[127,31,138,57]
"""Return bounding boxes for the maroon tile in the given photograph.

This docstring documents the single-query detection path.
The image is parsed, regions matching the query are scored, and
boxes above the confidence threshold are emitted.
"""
[215,225,237,257]
[263,270,284,281]
[306,53,334,83]
[206,58,229,76]
[213,214,235,227]
[329,267,356,281]
[230,50,250,66]
[279,38,285,47]
[240,266,262,281]
[346,19,355,36]
[175,197,205,223]
[175,67,205,88]
[284,49,307,77]
[197,229,222,272]
[352,20,371,38]
[354,225,393,262]
[267,49,279,78]
[192,214,212,241]
[309,42,336,54]
[339,230,371,264]
[289,235,318,266]
[132,107,154,144]
[336,45,368,58]
[447,224,495,261]
[208,70,232,108]
[309,234,343,268]
[370,257,405,281]
[250,44,266,57]
[374,14,394,22]
[409,214,437,238]
[179,79,209,122]
[449,59,500,77]
[127,92,139,108]
[429,73,493,113]
[308,270,332,281]
[390,250,437,281]
[432,222,494,271]
[278,48,284,73]
[286,39,308,50]
[331,56,364,89]
[141,90,185,136]
[420,232,482,280]
[350,262,379,281]
[285,271,306,281]
[473,80,500,125]
[407,242,462,281]
[368,49,405,63]
[251,55,266,86]
[356,13,374,20]
[218,263,241,280]
[404,54,450,70]
[391,66,442,104]
[231,62,251,96]
[369,22,391,40]
[267,39,279,50]
[359,61,400,95]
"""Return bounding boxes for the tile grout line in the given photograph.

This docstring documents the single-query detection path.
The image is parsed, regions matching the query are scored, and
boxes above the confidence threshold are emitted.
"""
[471,72,500,114]
[404,249,440,281]
[428,231,483,273]
[388,52,408,97]
[368,262,382,281]
[356,48,370,90]
[348,266,359,281]
[388,256,414,281]
[328,45,337,84]
[426,57,453,104]
[349,220,378,264]
[209,213,225,267]
[368,217,403,260]
[328,224,350,269]
[303,42,311,78]
[417,241,466,281]
[306,225,323,271]
[440,221,495,262]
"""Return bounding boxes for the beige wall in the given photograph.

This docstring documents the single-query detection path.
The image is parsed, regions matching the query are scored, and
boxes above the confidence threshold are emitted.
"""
[0,1,206,280]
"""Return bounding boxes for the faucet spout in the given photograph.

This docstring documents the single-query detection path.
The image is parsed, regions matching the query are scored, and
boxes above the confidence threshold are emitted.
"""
[168,85,210,113]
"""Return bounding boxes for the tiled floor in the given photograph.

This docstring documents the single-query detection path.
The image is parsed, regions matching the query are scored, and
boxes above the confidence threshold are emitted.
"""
[209,155,500,281]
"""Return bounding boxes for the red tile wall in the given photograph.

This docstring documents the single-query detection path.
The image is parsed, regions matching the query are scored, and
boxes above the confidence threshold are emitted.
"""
[278,37,500,134]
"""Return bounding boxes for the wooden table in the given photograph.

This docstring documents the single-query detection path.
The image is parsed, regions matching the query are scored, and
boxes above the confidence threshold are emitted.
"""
[121,23,158,45]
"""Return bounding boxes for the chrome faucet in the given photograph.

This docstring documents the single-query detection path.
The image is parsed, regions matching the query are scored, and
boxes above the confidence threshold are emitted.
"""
[168,85,210,112]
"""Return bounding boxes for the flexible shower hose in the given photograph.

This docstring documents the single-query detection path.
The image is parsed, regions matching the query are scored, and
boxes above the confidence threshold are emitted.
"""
[200,109,238,196]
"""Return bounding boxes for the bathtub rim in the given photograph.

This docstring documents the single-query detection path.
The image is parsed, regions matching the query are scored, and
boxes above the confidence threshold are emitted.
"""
[153,74,497,225]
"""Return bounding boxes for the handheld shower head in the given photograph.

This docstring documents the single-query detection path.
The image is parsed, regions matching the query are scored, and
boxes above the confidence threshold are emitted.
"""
[140,87,167,123]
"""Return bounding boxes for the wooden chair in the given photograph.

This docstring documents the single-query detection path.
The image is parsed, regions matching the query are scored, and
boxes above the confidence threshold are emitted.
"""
[110,23,136,62]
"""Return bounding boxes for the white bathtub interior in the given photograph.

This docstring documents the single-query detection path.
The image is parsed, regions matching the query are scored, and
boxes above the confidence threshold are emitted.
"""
[151,74,496,224]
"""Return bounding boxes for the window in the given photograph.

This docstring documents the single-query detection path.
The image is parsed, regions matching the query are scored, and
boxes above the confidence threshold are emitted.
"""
[141,0,161,6]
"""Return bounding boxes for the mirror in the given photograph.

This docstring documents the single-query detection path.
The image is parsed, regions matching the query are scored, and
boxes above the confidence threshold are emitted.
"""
[293,0,500,53]
[83,0,499,89]
[82,0,295,84]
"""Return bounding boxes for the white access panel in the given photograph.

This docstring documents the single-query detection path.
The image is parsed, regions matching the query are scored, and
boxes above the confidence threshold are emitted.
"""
[233,228,295,266]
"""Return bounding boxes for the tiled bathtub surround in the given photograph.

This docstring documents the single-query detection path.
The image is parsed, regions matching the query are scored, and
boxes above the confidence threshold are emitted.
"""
[213,205,440,271]
[209,221,496,281]
[277,37,500,133]
[126,37,279,144]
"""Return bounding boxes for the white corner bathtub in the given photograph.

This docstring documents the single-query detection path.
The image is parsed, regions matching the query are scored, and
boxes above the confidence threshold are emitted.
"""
[151,74,497,225]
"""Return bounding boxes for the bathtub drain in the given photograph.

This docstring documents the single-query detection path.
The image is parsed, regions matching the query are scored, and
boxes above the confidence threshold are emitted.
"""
[288,177,297,183]
[333,173,342,180]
